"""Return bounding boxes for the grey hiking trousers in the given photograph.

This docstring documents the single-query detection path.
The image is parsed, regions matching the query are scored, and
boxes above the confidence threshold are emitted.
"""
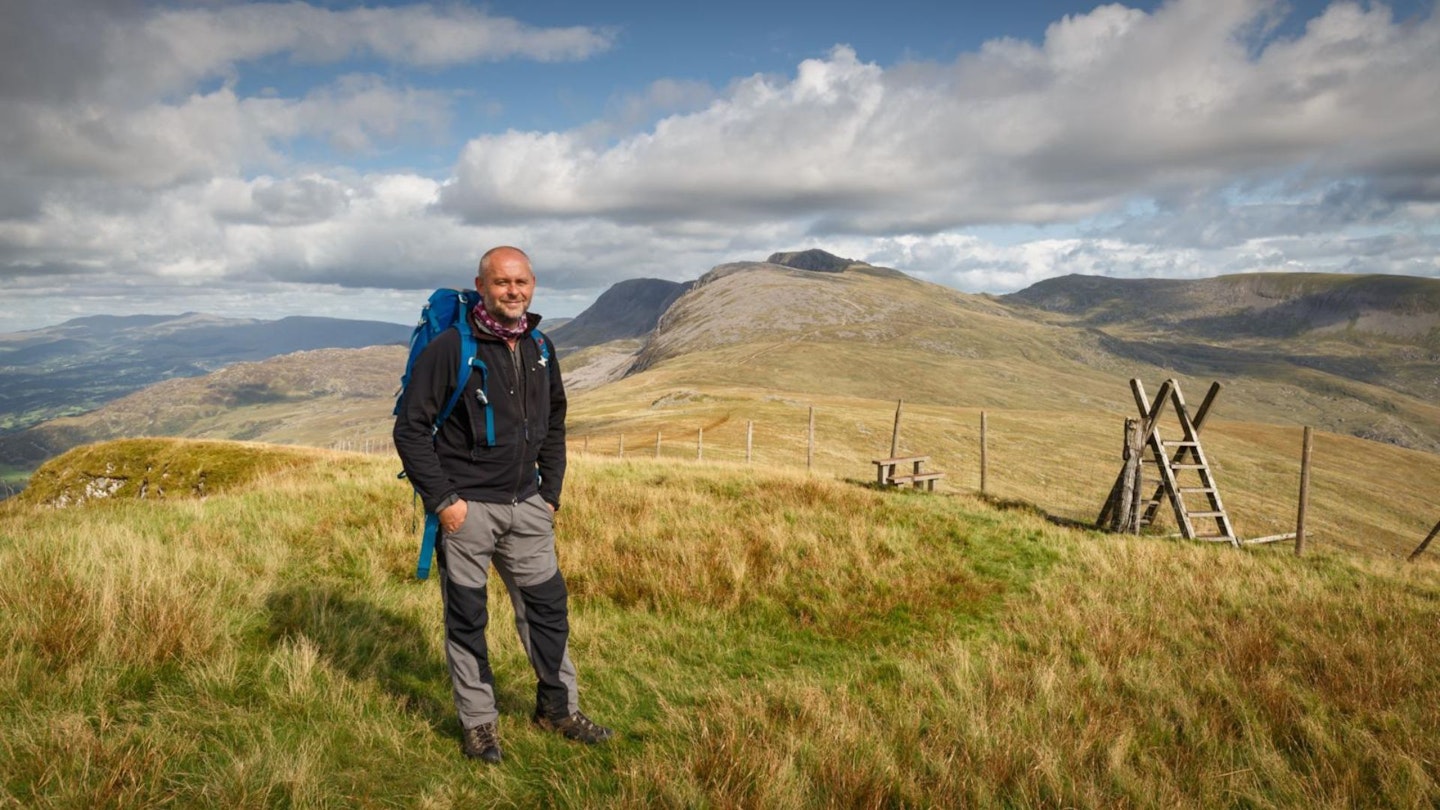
[437,495,579,728]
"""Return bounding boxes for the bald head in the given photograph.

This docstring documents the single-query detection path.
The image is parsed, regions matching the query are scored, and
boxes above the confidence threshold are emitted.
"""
[475,246,535,328]
[478,246,531,282]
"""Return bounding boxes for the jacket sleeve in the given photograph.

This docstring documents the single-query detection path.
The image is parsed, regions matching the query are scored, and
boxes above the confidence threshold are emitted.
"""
[537,348,568,511]
[392,332,460,514]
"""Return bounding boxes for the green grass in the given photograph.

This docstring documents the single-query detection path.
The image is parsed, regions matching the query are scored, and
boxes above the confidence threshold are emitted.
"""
[20,438,325,506]
[0,465,26,497]
[2,439,1438,807]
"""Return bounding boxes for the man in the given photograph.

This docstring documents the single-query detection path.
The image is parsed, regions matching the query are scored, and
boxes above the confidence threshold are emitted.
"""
[393,246,611,764]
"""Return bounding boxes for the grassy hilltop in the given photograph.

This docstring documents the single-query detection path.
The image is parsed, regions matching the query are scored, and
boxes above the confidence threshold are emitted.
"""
[2,438,1438,807]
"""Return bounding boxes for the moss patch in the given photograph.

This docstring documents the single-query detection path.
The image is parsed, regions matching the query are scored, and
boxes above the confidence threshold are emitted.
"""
[19,438,321,507]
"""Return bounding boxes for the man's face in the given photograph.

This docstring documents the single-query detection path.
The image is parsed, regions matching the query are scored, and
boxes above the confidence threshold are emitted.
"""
[477,251,535,324]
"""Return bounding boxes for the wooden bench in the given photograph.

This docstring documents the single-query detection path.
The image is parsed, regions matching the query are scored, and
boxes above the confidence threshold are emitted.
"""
[888,471,946,491]
[872,455,946,490]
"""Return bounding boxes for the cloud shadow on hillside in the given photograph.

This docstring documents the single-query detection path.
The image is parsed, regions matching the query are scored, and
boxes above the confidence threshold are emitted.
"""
[1093,333,1400,391]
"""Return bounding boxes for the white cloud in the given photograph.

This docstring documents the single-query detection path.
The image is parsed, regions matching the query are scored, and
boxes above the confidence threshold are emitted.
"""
[6,77,452,190]
[441,0,1440,234]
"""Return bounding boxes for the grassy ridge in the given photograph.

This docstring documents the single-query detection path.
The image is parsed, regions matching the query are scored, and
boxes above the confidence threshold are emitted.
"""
[2,440,1438,807]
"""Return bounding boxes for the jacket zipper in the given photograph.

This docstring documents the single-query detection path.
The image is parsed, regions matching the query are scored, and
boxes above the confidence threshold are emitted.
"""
[508,338,528,503]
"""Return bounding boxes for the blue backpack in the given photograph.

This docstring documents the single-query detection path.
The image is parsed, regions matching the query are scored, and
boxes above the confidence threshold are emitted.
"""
[395,288,551,579]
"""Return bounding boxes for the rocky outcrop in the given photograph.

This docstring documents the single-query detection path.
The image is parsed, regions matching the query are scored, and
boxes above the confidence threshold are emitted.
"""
[766,249,858,273]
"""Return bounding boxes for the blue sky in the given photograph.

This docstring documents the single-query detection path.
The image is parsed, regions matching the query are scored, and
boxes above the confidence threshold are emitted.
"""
[1,0,1437,331]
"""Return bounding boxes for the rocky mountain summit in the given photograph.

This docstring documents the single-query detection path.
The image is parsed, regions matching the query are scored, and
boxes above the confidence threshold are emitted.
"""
[548,278,692,350]
[766,249,858,272]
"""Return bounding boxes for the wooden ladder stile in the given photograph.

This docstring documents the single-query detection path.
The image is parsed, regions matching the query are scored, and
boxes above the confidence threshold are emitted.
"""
[1131,378,1192,539]
[1116,379,1239,547]
[1171,382,1237,546]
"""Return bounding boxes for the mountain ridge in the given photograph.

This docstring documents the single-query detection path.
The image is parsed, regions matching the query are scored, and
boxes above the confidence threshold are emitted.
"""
[5,256,1439,478]
[1006,272,1440,342]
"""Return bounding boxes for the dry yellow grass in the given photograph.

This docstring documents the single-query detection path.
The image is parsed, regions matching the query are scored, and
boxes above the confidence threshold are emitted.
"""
[2,433,1436,807]
[568,378,1440,561]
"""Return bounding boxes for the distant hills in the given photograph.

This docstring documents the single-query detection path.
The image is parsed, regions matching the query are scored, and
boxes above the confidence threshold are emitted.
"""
[1000,272,1440,437]
[566,251,1440,452]
[0,345,406,470]
[0,313,408,436]
[1006,272,1440,342]
[3,251,1438,480]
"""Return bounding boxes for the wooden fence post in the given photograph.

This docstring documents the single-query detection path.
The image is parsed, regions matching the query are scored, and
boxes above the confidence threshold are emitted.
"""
[1128,418,1144,534]
[1296,426,1313,556]
[980,411,988,495]
[890,399,903,458]
[746,421,753,463]
[656,431,662,458]
[1409,520,1440,562]
[1116,417,1139,533]
[618,434,625,459]
[582,435,588,455]
[697,428,704,461]
[807,407,815,471]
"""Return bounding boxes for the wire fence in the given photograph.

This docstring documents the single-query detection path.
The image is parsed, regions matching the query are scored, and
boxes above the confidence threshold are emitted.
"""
[337,399,1440,560]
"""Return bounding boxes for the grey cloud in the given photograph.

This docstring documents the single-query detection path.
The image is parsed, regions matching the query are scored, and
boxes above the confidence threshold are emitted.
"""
[217,176,352,226]
[0,0,142,104]
[0,257,97,282]
[1105,181,1400,249]
[1,1,614,107]
[110,3,613,103]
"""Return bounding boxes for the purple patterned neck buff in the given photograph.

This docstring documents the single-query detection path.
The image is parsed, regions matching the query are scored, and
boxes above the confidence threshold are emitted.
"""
[473,300,529,341]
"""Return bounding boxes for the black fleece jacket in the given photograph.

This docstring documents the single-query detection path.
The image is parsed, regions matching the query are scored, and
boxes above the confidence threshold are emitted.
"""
[393,311,567,514]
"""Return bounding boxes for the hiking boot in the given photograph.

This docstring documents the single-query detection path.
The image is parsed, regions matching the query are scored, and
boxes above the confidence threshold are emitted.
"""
[461,721,503,763]
[533,710,614,744]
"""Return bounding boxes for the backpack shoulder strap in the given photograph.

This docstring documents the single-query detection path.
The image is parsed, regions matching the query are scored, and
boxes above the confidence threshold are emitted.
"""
[531,328,551,364]
[435,325,478,432]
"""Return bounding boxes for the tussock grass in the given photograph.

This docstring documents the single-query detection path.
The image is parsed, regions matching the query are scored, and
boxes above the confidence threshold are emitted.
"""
[1,439,1437,807]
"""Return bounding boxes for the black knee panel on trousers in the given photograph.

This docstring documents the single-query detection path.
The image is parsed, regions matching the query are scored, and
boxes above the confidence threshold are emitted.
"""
[520,571,569,633]
[445,581,494,684]
[519,571,571,717]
